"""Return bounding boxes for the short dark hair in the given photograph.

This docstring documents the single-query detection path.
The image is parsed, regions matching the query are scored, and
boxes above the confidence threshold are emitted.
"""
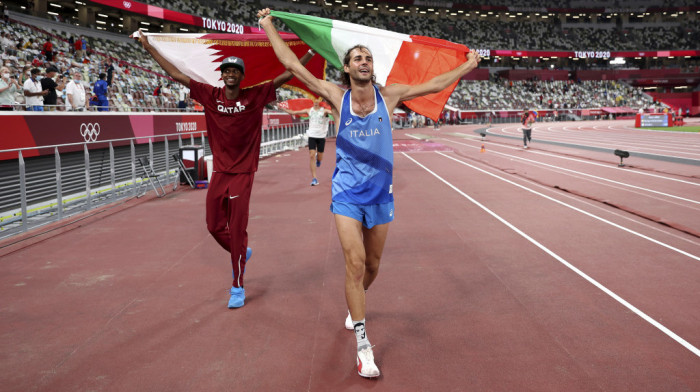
[30,68,41,75]
[99,73,106,79]
[341,45,376,87]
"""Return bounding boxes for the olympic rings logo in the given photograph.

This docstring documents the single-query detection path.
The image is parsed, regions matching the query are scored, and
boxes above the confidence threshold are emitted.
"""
[80,123,101,142]
[123,1,132,8]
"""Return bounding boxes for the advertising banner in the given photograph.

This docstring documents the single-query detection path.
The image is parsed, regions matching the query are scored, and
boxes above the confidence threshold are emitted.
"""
[0,113,207,160]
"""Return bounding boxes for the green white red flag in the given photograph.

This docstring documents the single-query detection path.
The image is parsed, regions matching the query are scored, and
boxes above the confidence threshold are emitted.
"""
[270,10,470,121]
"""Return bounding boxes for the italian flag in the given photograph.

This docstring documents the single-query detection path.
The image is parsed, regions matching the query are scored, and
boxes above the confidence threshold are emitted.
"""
[270,10,470,121]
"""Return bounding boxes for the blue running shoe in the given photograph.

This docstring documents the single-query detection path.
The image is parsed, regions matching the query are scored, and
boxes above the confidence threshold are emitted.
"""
[311,178,319,186]
[316,159,321,167]
[228,286,245,308]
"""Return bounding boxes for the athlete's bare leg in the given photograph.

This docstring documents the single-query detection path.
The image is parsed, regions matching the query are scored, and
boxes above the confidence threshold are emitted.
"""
[309,148,317,179]
[334,214,389,320]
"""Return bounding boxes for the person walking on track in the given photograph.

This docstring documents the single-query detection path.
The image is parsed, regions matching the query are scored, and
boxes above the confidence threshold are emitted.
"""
[521,108,536,149]
[138,30,314,309]
[258,8,481,378]
[281,97,332,186]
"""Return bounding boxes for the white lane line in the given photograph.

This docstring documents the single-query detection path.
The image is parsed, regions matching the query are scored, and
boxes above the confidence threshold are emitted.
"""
[492,125,700,155]
[441,139,700,205]
[402,152,700,358]
[443,136,700,186]
[434,150,700,261]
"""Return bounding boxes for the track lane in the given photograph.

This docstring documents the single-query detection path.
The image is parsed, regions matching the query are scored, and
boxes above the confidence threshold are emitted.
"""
[390,151,700,390]
[399,150,700,351]
[485,120,700,160]
[421,132,700,236]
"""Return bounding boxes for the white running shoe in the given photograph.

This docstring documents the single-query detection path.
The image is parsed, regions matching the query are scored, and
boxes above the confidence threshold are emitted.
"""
[357,346,380,378]
[345,310,353,330]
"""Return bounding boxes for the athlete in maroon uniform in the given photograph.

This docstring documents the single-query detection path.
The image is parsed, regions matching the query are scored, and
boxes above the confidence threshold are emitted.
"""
[139,31,314,308]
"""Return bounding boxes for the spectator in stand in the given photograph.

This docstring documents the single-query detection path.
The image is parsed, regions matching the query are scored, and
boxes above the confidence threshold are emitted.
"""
[42,37,54,62]
[161,83,172,100]
[40,65,65,111]
[0,66,21,110]
[1,32,16,55]
[105,59,114,86]
[74,36,83,60]
[19,65,31,85]
[31,55,43,68]
[177,85,189,109]
[93,72,109,111]
[22,38,35,50]
[65,70,87,111]
[53,52,83,71]
[23,68,47,111]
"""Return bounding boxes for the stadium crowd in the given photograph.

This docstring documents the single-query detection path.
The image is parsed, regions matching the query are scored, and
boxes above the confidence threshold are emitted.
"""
[0,0,696,113]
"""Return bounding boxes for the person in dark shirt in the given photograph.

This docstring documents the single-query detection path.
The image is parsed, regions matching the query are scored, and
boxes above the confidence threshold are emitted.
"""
[105,59,114,86]
[40,65,65,110]
[93,72,108,111]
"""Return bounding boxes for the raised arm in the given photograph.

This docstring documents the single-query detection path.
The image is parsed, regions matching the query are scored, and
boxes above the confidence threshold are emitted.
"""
[272,50,314,89]
[258,8,343,107]
[383,49,481,106]
[137,30,190,87]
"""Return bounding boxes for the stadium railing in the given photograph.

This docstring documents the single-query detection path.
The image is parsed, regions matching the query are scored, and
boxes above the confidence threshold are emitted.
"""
[0,122,324,240]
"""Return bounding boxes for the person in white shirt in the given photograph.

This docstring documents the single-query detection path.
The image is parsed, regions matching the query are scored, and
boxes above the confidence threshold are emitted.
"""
[281,97,332,186]
[1,33,16,55]
[161,83,172,103]
[0,66,21,110]
[65,71,87,111]
[177,86,190,109]
[22,68,47,111]
[161,83,172,96]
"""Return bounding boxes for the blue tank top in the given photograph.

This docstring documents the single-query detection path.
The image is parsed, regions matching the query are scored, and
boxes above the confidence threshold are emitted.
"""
[332,85,393,205]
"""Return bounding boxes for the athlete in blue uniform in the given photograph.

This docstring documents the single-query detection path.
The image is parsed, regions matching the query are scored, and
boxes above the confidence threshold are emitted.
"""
[260,8,481,378]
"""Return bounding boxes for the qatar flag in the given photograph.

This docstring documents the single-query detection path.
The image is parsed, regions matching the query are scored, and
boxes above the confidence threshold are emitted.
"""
[132,30,327,95]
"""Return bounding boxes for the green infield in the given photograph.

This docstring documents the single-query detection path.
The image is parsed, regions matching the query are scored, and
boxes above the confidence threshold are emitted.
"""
[641,125,700,132]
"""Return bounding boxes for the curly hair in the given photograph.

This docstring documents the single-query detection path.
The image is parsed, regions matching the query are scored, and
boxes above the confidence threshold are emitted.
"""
[341,45,376,87]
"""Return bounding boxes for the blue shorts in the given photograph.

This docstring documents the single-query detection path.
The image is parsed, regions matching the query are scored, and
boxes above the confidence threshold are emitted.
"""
[330,201,394,229]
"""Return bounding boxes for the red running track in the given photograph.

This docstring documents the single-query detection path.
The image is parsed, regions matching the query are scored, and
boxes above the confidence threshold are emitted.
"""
[1,119,699,391]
